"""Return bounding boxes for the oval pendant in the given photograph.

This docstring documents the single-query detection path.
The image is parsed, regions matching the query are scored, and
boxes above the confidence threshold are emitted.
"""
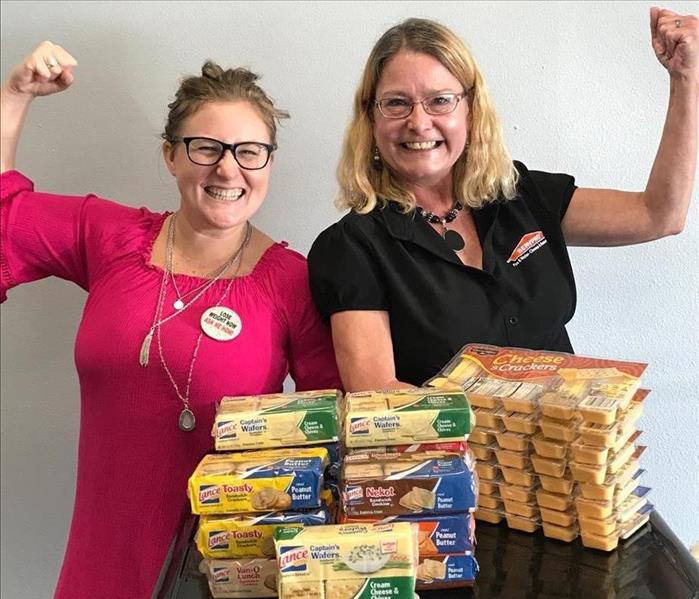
[444,229,466,252]
[179,408,196,432]
[173,299,185,310]
[200,306,242,341]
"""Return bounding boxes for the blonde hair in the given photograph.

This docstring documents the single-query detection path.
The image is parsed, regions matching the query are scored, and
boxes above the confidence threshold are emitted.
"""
[162,61,289,145]
[337,18,518,213]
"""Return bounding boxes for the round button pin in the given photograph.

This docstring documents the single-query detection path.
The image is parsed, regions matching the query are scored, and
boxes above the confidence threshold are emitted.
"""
[200,306,242,341]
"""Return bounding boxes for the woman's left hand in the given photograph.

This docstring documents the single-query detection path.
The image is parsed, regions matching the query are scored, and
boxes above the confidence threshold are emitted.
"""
[651,7,699,81]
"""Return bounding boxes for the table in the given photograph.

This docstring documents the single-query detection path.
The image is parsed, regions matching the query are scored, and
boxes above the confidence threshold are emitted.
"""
[153,510,699,599]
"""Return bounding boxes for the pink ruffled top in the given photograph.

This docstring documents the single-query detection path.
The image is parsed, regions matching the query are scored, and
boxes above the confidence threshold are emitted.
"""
[0,171,341,598]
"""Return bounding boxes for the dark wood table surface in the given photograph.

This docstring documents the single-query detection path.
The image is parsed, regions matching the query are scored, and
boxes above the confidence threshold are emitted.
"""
[153,510,699,599]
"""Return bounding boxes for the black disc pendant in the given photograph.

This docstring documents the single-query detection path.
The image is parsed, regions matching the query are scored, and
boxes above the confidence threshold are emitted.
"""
[444,229,465,252]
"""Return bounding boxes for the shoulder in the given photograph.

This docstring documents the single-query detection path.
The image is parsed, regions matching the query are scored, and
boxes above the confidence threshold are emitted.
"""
[253,242,311,293]
[310,208,386,257]
[512,160,577,218]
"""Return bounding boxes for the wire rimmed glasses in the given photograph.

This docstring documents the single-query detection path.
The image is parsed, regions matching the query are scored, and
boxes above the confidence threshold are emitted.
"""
[374,92,467,119]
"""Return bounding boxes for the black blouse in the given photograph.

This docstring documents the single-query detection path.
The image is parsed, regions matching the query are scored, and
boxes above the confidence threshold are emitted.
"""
[308,161,578,386]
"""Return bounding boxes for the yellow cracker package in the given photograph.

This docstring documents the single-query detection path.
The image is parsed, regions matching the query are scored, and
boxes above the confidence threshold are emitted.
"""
[343,388,472,449]
[189,448,328,515]
[429,344,646,418]
[200,558,278,598]
[215,390,341,451]
[197,505,333,558]
[274,522,418,599]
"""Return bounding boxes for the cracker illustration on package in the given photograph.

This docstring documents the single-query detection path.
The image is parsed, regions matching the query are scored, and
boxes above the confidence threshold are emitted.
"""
[189,448,328,515]
[197,506,332,558]
[200,557,278,598]
[341,452,477,517]
[339,512,475,556]
[274,522,418,599]
[415,553,479,589]
[214,390,341,451]
[343,388,472,448]
[428,344,647,418]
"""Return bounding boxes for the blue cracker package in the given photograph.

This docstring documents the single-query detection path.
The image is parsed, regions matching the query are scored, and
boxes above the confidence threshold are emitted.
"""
[342,452,477,517]
[416,553,479,589]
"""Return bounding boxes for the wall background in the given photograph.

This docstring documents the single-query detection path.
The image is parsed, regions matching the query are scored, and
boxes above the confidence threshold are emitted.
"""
[1,1,697,596]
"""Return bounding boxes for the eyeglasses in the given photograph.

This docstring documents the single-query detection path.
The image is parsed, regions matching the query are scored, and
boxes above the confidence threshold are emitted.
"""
[374,92,467,119]
[171,137,277,169]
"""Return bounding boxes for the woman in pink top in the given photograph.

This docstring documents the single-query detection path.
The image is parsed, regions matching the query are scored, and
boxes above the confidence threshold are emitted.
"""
[1,41,341,598]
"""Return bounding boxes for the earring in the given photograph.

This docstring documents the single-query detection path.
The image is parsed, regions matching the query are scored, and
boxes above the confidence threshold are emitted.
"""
[372,146,381,168]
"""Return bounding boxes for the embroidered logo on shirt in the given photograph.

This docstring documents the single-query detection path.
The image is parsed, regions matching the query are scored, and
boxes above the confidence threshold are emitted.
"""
[507,231,547,267]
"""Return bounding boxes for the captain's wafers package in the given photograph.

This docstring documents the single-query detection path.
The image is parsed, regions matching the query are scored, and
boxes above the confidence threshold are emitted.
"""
[188,448,328,515]
[215,390,341,451]
[342,388,472,448]
[274,522,418,599]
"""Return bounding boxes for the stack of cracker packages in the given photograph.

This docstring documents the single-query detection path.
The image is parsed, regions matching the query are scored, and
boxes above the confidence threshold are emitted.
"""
[187,390,342,598]
[429,344,653,551]
[338,388,479,589]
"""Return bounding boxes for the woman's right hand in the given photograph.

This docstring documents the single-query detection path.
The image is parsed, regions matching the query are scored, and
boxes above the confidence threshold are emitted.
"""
[4,41,77,98]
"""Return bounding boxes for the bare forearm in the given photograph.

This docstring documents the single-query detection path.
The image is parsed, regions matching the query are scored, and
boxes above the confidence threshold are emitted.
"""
[642,74,698,235]
[1,86,33,173]
[340,367,417,393]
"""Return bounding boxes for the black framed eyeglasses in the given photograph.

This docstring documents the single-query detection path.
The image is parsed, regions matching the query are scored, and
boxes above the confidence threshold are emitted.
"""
[171,136,277,169]
[374,92,467,119]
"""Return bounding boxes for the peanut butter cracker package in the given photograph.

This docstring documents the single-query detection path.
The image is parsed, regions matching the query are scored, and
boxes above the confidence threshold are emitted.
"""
[188,448,328,515]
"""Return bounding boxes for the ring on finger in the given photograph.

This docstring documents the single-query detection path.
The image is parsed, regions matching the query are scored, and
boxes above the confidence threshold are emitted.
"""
[674,19,682,28]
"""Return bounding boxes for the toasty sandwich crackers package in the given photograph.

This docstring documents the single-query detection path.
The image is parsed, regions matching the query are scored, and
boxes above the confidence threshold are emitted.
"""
[188,448,328,515]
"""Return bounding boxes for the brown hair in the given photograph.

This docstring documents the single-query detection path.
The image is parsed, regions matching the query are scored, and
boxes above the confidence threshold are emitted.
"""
[337,18,518,213]
[162,61,289,145]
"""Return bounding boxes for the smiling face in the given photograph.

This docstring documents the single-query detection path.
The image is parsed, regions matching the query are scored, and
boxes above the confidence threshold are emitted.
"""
[163,100,273,233]
[373,51,469,194]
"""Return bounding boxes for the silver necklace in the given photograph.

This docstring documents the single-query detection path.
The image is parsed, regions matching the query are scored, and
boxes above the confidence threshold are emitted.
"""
[140,213,252,431]
[169,246,235,311]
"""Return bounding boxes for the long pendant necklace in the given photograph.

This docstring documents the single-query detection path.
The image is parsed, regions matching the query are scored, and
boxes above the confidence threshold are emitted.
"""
[140,213,252,431]
[416,201,466,252]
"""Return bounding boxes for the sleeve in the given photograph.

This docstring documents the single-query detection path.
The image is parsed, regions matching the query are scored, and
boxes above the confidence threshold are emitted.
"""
[1,170,91,302]
[521,163,578,221]
[272,249,343,392]
[307,218,388,320]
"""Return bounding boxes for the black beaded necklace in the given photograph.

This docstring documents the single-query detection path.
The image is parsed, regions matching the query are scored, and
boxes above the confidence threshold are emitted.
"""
[416,202,466,252]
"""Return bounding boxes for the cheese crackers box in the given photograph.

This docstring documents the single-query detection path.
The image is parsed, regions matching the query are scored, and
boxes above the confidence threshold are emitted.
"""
[189,448,328,515]
[343,388,472,448]
[341,452,477,517]
[197,506,332,558]
[274,522,418,599]
[429,344,646,419]
[215,390,340,451]
[201,557,278,598]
